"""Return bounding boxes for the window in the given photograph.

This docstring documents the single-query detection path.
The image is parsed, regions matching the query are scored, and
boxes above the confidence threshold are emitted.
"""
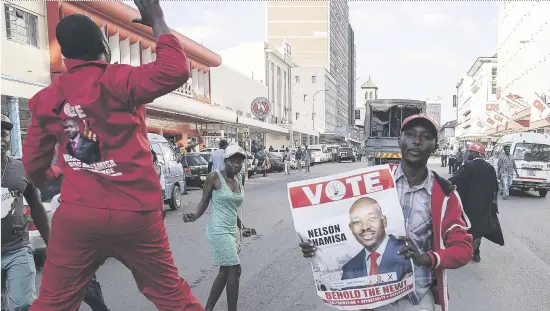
[369,92,373,100]
[277,67,281,82]
[185,155,208,166]
[204,71,211,98]
[312,76,316,83]
[491,67,498,95]
[295,76,300,83]
[303,94,308,102]
[191,67,199,94]
[4,5,38,47]
[197,70,205,97]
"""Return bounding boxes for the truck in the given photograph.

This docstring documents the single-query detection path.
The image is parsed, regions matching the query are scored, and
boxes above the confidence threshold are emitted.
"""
[363,99,427,165]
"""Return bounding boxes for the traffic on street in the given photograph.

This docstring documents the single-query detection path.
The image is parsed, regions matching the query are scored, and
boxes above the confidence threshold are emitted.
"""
[27,158,549,311]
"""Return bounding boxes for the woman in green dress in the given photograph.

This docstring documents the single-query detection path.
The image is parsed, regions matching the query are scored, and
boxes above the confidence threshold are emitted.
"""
[183,144,247,311]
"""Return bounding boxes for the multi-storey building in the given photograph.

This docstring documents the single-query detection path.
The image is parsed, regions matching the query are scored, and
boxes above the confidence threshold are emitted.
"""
[425,95,442,127]
[266,0,351,140]
[455,56,498,142]
[216,41,316,147]
[292,67,339,145]
[494,1,550,134]
[348,23,356,127]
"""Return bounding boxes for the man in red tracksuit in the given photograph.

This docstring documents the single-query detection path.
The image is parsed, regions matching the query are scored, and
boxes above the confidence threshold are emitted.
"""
[22,1,203,310]
[299,114,473,311]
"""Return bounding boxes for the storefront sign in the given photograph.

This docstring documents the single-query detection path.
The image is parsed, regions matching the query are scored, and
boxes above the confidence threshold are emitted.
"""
[201,130,224,137]
[251,97,270,118]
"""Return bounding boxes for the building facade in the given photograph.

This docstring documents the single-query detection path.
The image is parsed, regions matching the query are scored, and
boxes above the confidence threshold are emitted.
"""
[347,23,356,126]
[425,95,442,127]
[493,1,550,134]
[266,0,351,138]
[1,1,50,156]
[216,41,318,147]
[209,64,289,149]
[292,67,339,144]
[455,56,498,141]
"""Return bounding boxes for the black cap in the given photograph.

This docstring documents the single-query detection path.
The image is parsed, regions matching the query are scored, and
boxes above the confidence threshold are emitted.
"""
[1,114,13,131]
[56,14,104,59]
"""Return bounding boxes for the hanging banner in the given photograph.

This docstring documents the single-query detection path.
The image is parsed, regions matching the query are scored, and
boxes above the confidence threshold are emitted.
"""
[530,92,550,122]
[288,165,414,310]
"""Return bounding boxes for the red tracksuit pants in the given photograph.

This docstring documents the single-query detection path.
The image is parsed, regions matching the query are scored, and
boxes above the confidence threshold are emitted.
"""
[30,202,204,311]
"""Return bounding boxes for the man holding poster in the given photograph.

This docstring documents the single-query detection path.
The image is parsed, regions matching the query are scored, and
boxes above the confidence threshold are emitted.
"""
[296,114,473,311]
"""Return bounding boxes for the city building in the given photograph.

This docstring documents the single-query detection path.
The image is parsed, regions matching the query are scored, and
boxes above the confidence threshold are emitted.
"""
[266,0,351,141]
[217,41,316,147]
[425,95,442,127]
[438,120,458,150]
[1,1,50,157]
[292,67,339,145]
[348,23,356,127]
[490,1,550,135]
[209,64,289,149]
[454,56,498,143]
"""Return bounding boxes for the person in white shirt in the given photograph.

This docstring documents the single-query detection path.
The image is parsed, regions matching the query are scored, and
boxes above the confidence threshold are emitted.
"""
[209,140,229,173]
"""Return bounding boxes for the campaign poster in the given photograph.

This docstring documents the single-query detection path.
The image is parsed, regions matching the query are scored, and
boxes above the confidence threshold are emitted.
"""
[287,165,414,310]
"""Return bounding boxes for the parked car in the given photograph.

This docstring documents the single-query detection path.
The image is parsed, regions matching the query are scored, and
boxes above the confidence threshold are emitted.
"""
[183,153,209,187]
[148,133,186,210]
[338,147,357,162]
[267,152,285,172]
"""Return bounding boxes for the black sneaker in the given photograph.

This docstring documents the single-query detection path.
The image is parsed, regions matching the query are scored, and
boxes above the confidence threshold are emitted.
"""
[472,254,481,262]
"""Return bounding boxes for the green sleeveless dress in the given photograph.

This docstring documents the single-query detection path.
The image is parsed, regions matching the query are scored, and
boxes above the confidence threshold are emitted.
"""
[206,171,244,266]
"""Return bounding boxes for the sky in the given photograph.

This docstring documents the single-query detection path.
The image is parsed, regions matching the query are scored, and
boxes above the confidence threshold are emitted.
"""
[124,1,499,125]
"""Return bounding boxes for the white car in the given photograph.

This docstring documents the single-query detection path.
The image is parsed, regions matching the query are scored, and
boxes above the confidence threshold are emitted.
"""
[200,147,218,153]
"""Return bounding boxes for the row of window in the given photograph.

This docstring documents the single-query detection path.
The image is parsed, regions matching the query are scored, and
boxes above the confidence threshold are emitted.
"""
[295,75,318,84]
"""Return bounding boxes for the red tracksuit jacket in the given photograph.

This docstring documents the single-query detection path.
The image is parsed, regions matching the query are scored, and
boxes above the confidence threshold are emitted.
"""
[389,164,473,311]
[22,34,190,211]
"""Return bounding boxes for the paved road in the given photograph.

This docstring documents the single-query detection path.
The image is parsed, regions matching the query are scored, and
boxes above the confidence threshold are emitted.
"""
[36,159,550,311]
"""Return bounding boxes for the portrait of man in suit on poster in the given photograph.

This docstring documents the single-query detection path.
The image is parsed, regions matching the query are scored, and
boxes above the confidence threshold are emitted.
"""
[63,118,101,164]
[341,197,413,285]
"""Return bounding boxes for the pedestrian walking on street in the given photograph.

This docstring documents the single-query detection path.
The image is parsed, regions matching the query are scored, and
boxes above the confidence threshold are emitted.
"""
[1,115,51,311]
[450,143,504,263]
[284,147,291,175]
[497,145,519,200]
[441,146,448,167]
[21,1,203,310]
[455,147,464,172]
[447,146,456,174]
[332,146,338,163]
[210,140,229,173]
[299,114,473,311]
[304,145,311,172]
[183,144,253,311]
[295,147,303,171]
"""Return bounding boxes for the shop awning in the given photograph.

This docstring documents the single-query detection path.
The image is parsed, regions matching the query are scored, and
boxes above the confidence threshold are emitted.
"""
[236,116,288,134]
[150,92,238,124]
[1,75,47,99]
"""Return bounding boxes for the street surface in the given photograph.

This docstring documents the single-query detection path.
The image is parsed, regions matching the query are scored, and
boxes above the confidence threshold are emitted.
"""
[36,159,550,311]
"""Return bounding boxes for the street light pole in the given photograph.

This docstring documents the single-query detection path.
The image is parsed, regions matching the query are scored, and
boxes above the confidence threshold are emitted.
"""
[312,89,329,131]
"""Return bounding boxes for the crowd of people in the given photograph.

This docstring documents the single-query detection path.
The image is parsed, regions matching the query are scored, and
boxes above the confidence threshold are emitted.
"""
[0,1,519,311]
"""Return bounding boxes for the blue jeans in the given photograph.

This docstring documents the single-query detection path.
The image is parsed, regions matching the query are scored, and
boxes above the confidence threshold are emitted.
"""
[500,173,513,199]
[1,245,37,311]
